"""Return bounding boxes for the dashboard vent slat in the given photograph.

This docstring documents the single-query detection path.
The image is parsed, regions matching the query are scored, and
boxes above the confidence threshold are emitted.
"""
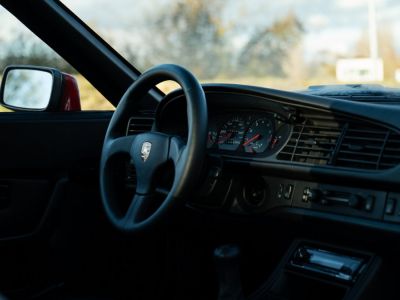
[338,150,380,158]
[380,132,400,169]
[126,117,154,136]
[336,158,378,166]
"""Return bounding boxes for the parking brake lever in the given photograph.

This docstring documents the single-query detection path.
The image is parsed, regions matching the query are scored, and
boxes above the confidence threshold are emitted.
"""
[214,244,244,300]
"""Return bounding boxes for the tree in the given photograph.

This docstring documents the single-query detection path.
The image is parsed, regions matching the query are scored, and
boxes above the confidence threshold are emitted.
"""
[142,0,226,79]
[237,12,303,78]
[0,32,75,73]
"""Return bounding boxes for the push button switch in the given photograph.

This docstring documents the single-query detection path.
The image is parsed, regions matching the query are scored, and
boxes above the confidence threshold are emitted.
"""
[383,193,400,223]
[284,184,294,200]
[277,184,284,199]
[385,198,396,215]
[364,195,375,212]
[302,187,320,203]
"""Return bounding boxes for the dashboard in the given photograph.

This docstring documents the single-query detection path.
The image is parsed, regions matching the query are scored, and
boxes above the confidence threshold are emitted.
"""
[125,83,400,298]
[129,84,400,236]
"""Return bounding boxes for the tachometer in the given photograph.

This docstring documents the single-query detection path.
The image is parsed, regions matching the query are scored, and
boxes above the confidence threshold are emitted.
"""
[243,118,273,154]
[218,117,246,151]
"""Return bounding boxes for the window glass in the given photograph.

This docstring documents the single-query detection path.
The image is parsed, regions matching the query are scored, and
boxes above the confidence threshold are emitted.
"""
[62,0,400,92]
[0,6,114,111]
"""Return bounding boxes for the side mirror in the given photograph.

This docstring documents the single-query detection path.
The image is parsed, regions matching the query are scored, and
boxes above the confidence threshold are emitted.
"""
[0,65,81,112]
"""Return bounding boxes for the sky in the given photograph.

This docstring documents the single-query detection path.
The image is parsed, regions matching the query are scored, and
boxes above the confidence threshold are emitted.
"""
[1,0,400,66]
[59,0,400,62]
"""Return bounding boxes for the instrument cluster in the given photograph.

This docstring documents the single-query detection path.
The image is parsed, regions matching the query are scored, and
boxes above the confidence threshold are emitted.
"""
[207,111,289,156]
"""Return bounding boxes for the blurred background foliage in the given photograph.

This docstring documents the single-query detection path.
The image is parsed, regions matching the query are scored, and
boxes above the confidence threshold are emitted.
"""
[139,0,305,80]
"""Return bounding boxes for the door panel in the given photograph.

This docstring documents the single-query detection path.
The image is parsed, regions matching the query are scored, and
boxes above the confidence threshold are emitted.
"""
[0,111,113,294]
[0,112,111,170]
[0,179,50,238]
[0,112,112,238]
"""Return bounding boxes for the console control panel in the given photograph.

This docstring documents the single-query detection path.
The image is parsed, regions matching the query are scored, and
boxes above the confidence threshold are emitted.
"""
[288,180,386,220]
[191,172,400,225]
[231,175,397,223]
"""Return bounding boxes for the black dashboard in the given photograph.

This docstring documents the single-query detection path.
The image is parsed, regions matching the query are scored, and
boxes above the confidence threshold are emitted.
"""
[129,84,400,235]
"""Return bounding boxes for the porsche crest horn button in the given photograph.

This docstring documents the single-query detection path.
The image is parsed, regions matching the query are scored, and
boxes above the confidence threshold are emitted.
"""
[140,141,152,162]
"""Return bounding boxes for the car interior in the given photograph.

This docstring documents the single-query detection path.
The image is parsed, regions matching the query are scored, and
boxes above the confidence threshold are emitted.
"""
[0,1,399,300]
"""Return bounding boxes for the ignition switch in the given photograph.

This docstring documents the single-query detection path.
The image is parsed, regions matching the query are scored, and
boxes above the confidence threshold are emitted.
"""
[242,177,267,208]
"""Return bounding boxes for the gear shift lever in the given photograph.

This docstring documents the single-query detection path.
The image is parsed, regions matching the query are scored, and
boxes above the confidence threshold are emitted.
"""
[214,244,244,300]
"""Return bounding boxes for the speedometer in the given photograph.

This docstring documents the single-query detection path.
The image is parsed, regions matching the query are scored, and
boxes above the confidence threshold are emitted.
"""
[218,117,246,151]
[243,118,273,154]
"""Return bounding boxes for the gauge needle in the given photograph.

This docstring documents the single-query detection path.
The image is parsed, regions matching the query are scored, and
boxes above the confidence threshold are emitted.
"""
[243,133,261,146]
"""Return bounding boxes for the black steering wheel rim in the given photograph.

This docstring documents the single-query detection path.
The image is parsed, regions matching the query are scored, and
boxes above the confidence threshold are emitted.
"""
[100,64,207,233]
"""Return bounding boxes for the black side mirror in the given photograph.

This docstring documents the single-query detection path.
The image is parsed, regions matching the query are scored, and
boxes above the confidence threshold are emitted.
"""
[0,65,81,112]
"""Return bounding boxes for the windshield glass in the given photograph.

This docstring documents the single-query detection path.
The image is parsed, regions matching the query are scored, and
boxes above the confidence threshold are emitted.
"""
[61,0,400,93]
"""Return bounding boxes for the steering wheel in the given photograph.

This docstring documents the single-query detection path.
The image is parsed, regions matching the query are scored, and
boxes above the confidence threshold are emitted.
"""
[100,64,208,233]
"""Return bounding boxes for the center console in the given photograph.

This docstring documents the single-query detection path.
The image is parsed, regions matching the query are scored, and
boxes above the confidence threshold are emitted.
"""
[188,169,394,299]
[249,240,380,300]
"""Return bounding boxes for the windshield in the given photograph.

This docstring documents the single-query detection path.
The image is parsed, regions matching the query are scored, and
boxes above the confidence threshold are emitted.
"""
[62,0,400,93]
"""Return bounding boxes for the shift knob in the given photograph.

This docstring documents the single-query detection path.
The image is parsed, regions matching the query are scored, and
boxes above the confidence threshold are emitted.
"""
[214,244,244,300]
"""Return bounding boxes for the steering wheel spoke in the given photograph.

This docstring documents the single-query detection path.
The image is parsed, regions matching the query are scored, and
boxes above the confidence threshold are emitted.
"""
[104,135,136,159]
[123,193,154,226]
[169,136,186,167]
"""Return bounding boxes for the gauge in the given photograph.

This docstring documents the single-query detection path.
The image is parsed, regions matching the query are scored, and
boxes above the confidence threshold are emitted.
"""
[218,117,247,151]
[243,118,273,154]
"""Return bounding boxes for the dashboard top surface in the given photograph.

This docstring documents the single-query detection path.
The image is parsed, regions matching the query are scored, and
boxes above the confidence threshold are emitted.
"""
[153,84,400,190]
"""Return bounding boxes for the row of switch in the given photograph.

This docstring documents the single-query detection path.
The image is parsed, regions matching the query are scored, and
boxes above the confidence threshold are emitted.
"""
[300,187,400,221]
[274,181,400,223]
[302,187,375,212]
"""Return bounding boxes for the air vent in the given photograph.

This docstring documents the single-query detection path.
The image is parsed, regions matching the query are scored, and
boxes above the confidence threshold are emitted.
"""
[278,112,400,170]
[377,132,400,169]
[277,113,342,165]
[335,124,387,169]
[126,117,154,135]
